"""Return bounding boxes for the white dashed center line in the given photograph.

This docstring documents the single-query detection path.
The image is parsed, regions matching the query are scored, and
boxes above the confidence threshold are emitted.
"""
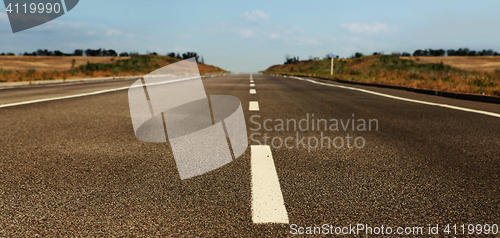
[249,101,259,111]
[251,145,289,223]
[248,74,288,224]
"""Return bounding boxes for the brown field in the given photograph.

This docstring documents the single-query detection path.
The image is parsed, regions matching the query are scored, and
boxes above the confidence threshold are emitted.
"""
[0,56,128,72]
[401,56,500,72]
[0,55,227,82]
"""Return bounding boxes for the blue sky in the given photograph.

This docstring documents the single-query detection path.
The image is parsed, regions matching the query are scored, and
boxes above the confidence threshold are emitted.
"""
[1,0,500,72]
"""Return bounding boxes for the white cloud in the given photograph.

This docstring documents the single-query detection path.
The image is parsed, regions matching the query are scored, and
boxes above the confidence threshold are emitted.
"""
[283,26,307,35]
[0,12,8,22]
[300,38,319,45]
[172,46,188,51]
[283,36,319,45]
[339,22,389,34]
[205,11,319,45]
[239,29,254,38]
[23,18,124,38]
[242,10,270,24]
[269,33,280,39]
[105,29,122,36]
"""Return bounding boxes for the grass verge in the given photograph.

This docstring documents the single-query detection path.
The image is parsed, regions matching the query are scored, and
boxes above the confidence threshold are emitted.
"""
[262,55,500,96]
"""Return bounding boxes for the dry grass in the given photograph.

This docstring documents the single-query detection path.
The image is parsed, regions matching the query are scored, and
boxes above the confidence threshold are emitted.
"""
[263,55,500,97]
[0,56,126,72]
[401,56,500,73]
[0,55,226,82]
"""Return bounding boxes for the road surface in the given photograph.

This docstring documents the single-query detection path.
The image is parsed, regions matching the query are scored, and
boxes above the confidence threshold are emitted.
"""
[0,74,499,236]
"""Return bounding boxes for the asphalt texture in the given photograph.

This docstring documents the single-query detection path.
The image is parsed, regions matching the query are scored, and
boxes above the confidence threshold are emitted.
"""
[0,74,499,236]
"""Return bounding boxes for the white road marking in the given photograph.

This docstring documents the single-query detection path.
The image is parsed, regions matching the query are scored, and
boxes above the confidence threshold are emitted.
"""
[0,76,198,109]
[251,145,289,224]
[0,87,130,109]
[250,83,255,87]
[250,79,254,83]
[291,76,500,118]
[250,89,256,94]
[249,101,259,111]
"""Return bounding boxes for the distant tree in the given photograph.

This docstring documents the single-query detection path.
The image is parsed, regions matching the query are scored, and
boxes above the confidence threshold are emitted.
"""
[130,52,139,56]
[73,49,84,56]
[149,52,158,55]
[479,49,494,56]
[391,52,401,56]
[167,52,176,58]
[467,51,476,56]
[85,49,102,56]
[7,53,15,56]
[0,53,4,56]
[84,48,116,56]
[456,48,469,56]
[102,49,117,56]
[37,49,53,56]
[401,52,411,57]
[182,52,199,62]
[495,52,499,56]
[372,52,380,55]
[354,52,363,58]
[54,50,64,56]
[119,52,129,57]
[428,49,445,56]
[413,49,429,57]
[284,55,299,64]
[37,49,46,56]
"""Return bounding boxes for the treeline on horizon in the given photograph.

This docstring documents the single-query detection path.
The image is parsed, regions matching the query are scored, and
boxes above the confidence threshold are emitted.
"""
[363,48,499,58]
[0,49,204,62]
[284,48,500,64]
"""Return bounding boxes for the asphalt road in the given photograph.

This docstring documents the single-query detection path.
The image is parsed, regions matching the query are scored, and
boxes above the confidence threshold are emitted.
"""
[0,74,499,236]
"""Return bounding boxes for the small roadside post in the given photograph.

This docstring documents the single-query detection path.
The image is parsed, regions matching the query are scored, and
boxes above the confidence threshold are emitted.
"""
[329,54,335,75]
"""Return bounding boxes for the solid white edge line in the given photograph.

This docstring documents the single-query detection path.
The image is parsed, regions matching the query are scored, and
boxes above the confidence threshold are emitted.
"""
[0,76,198,109]
[0,87,130,109]
[249,101,259,111]
[250,89,256,94]
[251,145,289,224]
[290,76,500,118]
